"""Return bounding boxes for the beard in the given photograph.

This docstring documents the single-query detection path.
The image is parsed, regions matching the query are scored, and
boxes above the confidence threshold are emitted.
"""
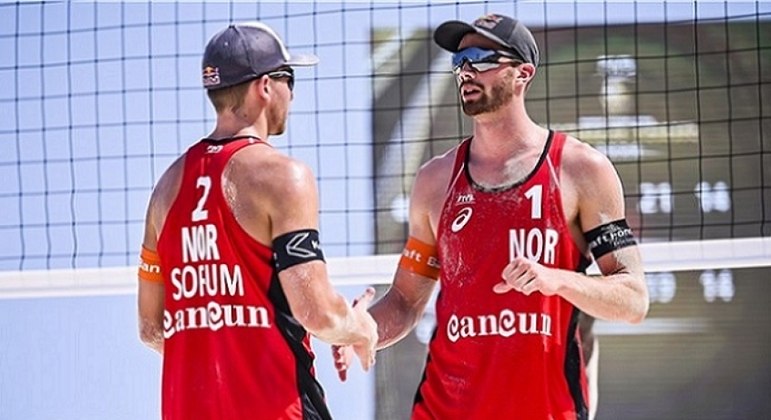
[271,117,286,136]
[460,73,515,116]
[268,101,288,136]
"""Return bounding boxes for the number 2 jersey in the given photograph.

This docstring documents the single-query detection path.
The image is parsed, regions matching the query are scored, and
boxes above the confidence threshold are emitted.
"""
[413,131,591,420]
[155,137,332,420]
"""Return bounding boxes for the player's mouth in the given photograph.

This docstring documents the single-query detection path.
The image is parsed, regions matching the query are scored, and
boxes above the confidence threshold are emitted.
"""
[460,83,483,100]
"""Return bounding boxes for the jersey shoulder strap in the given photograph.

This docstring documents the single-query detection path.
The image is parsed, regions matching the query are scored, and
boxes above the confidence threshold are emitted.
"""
[447,137,472,192]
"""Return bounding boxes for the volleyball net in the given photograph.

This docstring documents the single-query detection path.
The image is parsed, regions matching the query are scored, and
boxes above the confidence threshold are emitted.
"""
[1,1,768,271]
[0,1,770,419]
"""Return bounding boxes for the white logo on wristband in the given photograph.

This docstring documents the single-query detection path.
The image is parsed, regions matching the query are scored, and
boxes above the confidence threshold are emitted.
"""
[286,231,317,258]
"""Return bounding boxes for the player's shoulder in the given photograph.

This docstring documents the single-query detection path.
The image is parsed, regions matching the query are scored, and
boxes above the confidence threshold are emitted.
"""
[408,142,465,210]
[146,153,186,228]
[560,133,617,181]
[559,133,624,202]
[231,145,315,195]
[151,154,185,202]
[416,142,462,185]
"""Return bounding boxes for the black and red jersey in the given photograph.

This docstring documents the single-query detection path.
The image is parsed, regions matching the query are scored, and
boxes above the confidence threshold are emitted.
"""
[414,131,590,420]
[156,137,330,420]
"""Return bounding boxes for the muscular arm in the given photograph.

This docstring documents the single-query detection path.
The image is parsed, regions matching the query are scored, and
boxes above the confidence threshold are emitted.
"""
[560,145,649,323]
[137,156,184,354]
[138,278,165,354]
[368,158,442,349]
[548,246,647,323]
[137,157,183,355]
[497,142,648,323]
[370,270,436,349]
[137,192,165,354]
[266,157,376,347]
[138,211,165,354]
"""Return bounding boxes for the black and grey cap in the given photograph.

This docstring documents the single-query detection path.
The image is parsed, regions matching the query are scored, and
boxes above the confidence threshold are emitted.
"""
[434,13,540,67]
[202,22,319,90]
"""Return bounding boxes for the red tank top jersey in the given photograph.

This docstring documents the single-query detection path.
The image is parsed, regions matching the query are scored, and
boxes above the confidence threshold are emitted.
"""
[156,137,331,420]
[414,131,590,420]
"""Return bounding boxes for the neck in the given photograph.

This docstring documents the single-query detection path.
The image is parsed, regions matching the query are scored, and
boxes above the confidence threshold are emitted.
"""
[470,100,546,160]
[208,110,269,142]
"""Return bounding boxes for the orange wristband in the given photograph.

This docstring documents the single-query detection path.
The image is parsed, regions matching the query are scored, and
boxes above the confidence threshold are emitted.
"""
[138,246,164,283]
[399,237,440,280]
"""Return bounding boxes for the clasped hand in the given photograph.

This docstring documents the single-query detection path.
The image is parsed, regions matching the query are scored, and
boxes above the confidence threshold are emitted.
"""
[332,287,378,382]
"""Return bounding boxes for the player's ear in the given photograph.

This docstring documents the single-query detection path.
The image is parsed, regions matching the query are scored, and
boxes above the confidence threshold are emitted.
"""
[517,63,536,84]
[254,76,271,100]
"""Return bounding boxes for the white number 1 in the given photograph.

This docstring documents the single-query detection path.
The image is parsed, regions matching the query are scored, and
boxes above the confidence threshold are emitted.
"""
[525,185,543,219]
[191,176,211,222]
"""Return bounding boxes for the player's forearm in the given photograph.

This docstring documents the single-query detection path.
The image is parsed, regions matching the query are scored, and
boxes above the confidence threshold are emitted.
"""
[300,294,373,346]
[559,271,649,324]
[369,288,424,350]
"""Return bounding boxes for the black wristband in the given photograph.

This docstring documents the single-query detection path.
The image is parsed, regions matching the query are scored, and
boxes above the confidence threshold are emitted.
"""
[272,229,326,273]
[583,219,637,260]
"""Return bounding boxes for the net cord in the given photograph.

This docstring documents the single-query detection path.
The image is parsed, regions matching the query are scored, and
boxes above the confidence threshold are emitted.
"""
[1,237,769,300]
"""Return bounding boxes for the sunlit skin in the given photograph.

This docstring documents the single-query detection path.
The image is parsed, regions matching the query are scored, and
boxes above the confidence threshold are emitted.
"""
[267,70,293,136]
[333,31,648,384]
[140,67,378,371]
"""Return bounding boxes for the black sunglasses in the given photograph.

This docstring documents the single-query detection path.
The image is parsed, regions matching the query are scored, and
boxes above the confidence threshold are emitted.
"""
[451,47,521,75]
[265,68,295,91]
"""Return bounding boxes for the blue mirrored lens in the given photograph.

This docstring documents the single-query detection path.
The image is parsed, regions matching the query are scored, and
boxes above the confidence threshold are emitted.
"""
[451,47,500,69]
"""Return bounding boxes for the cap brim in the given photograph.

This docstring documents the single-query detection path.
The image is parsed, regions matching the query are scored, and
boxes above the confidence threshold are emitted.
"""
[434,20,517,56]
[433,21,477,52]
[285,52,319,67]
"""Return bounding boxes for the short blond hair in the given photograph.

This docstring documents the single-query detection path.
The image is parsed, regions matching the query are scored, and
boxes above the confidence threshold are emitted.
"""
[206,80,252,113]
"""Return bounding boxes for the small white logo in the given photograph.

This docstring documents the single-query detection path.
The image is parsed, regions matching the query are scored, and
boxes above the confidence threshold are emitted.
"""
[206,145,223,154]
[451,207,473,233]
[456,193,475,204]
[286,232,317,258]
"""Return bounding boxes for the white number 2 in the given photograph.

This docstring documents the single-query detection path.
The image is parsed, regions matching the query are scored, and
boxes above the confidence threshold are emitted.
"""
[191,176,212,222]
[525,185,543,219]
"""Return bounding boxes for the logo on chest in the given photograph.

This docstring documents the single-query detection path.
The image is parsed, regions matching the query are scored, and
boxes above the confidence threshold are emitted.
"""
[451,207,473,232]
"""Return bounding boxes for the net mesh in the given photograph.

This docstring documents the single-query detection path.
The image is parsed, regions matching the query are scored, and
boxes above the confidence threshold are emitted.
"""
[2,1,768,272]
[1,1,770,420]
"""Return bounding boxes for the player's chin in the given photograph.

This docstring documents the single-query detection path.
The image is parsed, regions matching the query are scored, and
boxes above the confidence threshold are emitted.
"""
[461,93,481,103]
[461,100,488,116]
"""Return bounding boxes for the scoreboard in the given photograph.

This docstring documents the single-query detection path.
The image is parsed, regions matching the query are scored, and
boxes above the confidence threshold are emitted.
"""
[547,25,770,417]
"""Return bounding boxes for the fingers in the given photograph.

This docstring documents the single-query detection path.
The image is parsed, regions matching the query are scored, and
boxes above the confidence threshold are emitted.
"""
[495,258,536,294]
[354,287,378,368]
[332,345,352,382]
[493,281,515,294]
[353,343,376,372]
[334,340,376,380]
[353,287,376,308]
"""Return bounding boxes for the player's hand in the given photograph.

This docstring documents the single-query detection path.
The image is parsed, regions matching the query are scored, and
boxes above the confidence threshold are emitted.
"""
[333,287,378,382]
[351,287,378,372]
[332,343,354,382]
[493,257,561,296]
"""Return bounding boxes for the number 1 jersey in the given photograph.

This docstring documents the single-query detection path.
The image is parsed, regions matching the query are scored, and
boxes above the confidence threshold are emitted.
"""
[414,131,591,420]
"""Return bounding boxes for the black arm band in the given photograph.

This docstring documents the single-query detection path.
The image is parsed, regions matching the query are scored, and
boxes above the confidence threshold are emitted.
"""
[272,229,326,273]
[583,219,637,260]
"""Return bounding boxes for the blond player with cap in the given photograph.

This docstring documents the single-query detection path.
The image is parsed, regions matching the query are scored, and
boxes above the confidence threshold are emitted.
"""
[335,13,648,420]
[137,22,378,420]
